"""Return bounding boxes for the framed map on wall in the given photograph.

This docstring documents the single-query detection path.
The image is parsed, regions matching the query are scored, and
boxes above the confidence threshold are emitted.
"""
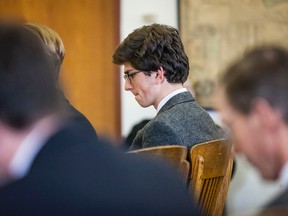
[180,0,288,108]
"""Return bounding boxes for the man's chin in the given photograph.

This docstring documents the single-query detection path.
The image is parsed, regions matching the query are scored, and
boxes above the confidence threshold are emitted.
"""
[137,103,149,108]
[135,96,151,108]
[136,100,150,108]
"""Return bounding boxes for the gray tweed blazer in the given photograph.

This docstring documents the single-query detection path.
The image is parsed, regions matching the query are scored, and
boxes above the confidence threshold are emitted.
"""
[129,91,223,151]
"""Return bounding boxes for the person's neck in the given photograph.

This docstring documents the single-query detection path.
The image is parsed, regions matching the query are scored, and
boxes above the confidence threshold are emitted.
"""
[154,82,184,110]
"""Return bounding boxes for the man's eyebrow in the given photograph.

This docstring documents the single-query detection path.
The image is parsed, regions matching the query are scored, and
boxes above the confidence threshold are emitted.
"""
[124,70,132,74]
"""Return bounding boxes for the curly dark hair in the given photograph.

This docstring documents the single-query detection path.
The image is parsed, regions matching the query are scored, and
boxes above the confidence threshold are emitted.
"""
[112,24,189,83]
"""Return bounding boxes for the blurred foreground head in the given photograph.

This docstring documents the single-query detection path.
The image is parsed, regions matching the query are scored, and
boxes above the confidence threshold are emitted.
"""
[217,45,288,180]
[0,21,61,129]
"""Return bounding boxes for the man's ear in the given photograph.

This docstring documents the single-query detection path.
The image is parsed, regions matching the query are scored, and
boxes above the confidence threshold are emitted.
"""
[252,98,282,130]
[155,67,165,82]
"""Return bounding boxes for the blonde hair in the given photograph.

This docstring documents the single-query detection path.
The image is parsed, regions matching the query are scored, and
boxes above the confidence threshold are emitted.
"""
[24,23,65,65]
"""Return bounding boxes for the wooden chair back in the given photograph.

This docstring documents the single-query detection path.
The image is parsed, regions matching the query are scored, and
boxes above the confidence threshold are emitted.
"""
[129,145,190,184]
[188,139,234,216]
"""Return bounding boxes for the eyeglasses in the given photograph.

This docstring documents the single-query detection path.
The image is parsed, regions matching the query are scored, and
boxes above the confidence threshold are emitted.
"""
[123,70,143,84]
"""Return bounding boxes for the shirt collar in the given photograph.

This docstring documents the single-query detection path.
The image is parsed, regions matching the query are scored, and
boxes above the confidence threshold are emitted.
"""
[9,127,48,179]
[156,88,187,113]
[9,116,61,180]
[278,162,288,189]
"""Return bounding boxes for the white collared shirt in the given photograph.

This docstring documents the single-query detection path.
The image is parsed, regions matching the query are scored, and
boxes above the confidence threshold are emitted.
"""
[9,127,51,180]
[278,162,288,189]
[9,117,60,180]
[156,88,187,113]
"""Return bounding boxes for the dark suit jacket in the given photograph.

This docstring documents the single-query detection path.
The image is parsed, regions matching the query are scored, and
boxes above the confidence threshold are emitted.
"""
[264,190,288,212]
[130,91,223,150]
[0,122,199,216]
[60,90,98,141]
[65,102,98,140]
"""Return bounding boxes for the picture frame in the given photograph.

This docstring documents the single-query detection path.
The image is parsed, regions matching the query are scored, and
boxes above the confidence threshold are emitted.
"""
[179,0,288,108]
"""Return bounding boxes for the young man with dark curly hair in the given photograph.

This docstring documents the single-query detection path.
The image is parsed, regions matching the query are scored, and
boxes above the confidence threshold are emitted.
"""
[113,24,223,151]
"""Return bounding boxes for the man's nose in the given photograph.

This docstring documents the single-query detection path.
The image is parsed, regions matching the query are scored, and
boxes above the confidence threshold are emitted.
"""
[124,79,133,91]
